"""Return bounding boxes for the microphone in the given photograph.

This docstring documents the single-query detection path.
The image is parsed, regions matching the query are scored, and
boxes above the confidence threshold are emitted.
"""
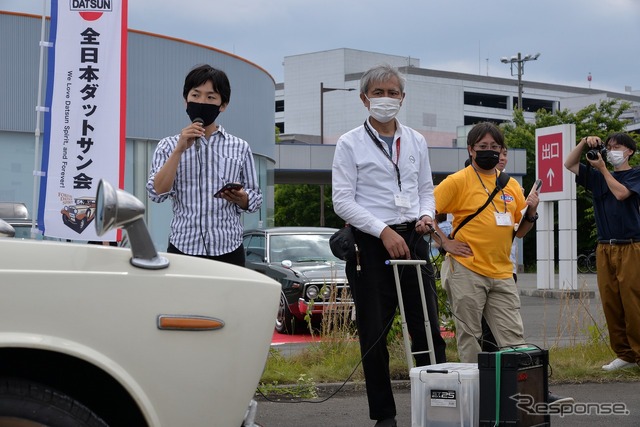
[192,117,204,151]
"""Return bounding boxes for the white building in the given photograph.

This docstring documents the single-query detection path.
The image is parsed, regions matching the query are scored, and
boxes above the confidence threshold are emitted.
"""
[273,48,640,184]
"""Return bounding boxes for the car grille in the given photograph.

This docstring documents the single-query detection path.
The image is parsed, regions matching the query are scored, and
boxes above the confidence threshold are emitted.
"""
[306,281,352,304]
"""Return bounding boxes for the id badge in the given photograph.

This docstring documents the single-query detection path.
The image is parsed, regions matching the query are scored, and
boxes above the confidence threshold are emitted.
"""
[394,193,411,209]
[494,212,512,226]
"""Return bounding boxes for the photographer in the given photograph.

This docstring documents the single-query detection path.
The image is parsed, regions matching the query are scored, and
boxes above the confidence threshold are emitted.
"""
[564,133,640,371]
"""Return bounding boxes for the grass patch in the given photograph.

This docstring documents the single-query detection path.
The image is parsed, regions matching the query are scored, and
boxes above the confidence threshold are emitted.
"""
[548,343,640,384]
[260,331,640,397]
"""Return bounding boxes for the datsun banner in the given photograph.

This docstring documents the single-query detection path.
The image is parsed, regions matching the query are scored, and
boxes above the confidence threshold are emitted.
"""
[38,0,127,241]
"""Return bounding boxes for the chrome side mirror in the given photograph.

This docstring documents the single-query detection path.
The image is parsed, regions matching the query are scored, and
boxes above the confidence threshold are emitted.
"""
[96,180,169,269]
[0,219,15,238]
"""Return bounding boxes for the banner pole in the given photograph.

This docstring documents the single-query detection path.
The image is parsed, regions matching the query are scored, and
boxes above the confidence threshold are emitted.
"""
[31,0,49,239]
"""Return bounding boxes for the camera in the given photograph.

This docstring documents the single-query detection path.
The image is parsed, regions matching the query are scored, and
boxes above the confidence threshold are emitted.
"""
[586,144,607,161]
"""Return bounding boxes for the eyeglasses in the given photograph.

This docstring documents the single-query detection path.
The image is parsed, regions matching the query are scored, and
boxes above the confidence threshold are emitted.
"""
[474,143,501,151]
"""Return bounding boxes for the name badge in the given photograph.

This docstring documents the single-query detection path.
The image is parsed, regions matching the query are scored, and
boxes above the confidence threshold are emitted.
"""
[394,193,411,209]
[494,212,512,226]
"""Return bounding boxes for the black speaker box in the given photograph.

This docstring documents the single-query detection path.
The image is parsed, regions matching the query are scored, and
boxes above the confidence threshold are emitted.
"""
[478,348,550,427]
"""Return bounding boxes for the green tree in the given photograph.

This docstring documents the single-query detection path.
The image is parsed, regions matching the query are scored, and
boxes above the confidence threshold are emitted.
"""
[501,100,639,268]
[274,184,343,227]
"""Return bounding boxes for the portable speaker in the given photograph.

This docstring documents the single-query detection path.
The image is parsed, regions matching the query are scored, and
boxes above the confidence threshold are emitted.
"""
[478,348,550,427]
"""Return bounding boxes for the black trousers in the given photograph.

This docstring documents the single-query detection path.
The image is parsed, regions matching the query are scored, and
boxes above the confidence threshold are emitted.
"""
[346,228,447,421]
[167,242,246,267]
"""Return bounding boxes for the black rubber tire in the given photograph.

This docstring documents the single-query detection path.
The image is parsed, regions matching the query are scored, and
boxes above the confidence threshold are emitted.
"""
[0,378,108,427]
[577,254,589,274]
[275,293,296,335]
[587,252,597,274]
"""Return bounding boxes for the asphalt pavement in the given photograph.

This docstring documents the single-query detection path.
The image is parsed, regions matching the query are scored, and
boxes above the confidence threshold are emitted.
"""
[256,273,640,426]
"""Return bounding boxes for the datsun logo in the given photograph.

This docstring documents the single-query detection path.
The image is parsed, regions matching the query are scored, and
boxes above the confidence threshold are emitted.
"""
[69,0,112,20]
[501,193,515,203]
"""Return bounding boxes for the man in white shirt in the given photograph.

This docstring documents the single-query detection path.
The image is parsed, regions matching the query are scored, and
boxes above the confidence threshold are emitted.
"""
[332,64,446,427]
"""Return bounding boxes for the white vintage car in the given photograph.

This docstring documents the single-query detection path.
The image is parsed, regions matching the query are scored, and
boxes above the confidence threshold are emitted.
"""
[0,181,280,426]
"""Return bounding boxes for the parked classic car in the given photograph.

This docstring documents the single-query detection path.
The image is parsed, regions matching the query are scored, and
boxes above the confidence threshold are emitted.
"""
[243,227,353,334]
[0,181,280,426]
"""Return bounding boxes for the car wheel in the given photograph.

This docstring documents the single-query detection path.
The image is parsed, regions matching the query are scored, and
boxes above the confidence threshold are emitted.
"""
[79,218,87,230]
[275,293,296,335]
[0,378,108,427]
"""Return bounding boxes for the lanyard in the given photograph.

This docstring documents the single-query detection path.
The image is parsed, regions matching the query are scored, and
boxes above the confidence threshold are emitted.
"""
[472,167,507,213]
[363,121,402,191]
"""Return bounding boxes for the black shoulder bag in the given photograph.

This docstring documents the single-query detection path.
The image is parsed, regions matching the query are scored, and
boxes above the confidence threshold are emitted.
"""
[440,171,510,254]
[330,225,356,261]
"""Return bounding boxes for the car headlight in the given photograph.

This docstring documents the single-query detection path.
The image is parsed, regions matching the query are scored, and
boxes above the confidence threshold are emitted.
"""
[306,285,319,300]
[321,286,331,299]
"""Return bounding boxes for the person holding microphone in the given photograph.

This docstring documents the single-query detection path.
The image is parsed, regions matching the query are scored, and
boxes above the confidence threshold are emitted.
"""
[147,64,262,266]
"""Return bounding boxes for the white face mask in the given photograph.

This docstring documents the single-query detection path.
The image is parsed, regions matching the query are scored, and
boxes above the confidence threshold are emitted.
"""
[606,150,627,167]
[366,96,401,123]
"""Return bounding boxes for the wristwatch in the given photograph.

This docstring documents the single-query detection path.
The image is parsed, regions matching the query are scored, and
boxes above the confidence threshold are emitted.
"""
[525,212,539,223]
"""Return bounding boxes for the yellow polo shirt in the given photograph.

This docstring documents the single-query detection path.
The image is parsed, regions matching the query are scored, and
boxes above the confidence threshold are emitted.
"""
[434,167,526,279]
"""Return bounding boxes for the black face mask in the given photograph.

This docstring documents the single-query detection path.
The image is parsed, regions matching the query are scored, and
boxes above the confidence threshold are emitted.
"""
[474,150,500,170]
[186,102,221,126]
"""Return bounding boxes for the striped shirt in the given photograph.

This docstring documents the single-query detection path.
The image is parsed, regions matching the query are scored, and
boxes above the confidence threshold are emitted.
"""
[147,125,262,256]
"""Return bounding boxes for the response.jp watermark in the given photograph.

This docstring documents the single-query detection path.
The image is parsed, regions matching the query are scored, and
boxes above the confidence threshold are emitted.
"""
[510,393,630,417]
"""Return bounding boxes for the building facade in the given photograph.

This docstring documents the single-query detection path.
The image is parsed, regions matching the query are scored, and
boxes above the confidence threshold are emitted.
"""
[274,48,640,184]
[1,11,276,249]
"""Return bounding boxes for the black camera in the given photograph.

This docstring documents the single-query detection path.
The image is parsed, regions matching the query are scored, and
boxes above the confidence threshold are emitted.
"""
[586,144,607,161]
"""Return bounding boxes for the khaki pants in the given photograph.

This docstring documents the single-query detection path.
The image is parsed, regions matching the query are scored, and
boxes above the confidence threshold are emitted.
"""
[442,256,525,363]
[596,242,640,363]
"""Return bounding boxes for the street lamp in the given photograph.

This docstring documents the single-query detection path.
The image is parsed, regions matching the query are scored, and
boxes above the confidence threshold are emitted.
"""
[500,52,540,110]
[320,82,356,144]
[319,82,355,226]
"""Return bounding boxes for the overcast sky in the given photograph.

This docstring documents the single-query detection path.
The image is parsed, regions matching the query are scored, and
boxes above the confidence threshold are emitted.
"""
[4,0,639,93]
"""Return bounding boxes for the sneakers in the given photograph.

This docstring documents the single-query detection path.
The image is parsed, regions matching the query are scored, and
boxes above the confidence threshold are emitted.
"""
[602,358,636,371]
[548,391,574,406]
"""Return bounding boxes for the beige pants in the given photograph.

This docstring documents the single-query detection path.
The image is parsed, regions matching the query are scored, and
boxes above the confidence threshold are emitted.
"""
[442,256,525,363]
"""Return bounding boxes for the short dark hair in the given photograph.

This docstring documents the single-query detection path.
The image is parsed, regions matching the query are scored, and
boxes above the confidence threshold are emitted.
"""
[182,64,231,105]
[605,132,637,156]
[467,122,505,148]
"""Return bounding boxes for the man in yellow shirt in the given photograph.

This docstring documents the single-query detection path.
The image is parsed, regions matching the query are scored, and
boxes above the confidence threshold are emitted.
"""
[434,122,539,363]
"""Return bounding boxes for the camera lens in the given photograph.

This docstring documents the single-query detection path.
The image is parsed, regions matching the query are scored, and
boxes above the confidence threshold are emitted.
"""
[586,150,598,161]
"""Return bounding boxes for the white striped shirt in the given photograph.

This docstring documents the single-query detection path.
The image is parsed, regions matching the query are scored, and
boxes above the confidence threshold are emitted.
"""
[147,126,262,256]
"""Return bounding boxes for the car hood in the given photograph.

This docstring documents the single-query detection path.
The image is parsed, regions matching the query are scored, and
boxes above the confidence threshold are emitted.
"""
[285,262,347,281]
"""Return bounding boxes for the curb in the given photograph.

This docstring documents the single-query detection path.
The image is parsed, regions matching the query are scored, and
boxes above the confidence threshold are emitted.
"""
[255,380,411,400]
[519,288,596,299]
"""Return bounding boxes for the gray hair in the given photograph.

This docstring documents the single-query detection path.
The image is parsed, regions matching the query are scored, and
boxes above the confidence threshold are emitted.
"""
[360,64,405,95]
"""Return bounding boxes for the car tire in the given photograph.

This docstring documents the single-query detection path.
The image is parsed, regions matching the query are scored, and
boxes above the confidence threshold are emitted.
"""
[0,378,108,427]
[275,293,296,335]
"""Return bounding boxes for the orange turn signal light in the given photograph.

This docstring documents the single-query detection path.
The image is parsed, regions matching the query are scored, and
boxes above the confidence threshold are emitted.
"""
[157,315,225,331]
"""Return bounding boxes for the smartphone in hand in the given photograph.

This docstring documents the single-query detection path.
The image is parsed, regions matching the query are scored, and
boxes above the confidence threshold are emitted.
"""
[529,179,542,196]
[214,182,243,198]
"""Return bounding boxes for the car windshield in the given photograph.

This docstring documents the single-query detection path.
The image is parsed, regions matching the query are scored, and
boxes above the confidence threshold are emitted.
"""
[269,233,341,263]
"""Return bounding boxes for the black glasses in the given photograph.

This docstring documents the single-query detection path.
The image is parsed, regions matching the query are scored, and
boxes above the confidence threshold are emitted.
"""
[474,143,501,151]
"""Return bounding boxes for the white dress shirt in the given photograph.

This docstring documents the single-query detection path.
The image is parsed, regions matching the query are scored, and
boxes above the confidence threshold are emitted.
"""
[332,118,435,238]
